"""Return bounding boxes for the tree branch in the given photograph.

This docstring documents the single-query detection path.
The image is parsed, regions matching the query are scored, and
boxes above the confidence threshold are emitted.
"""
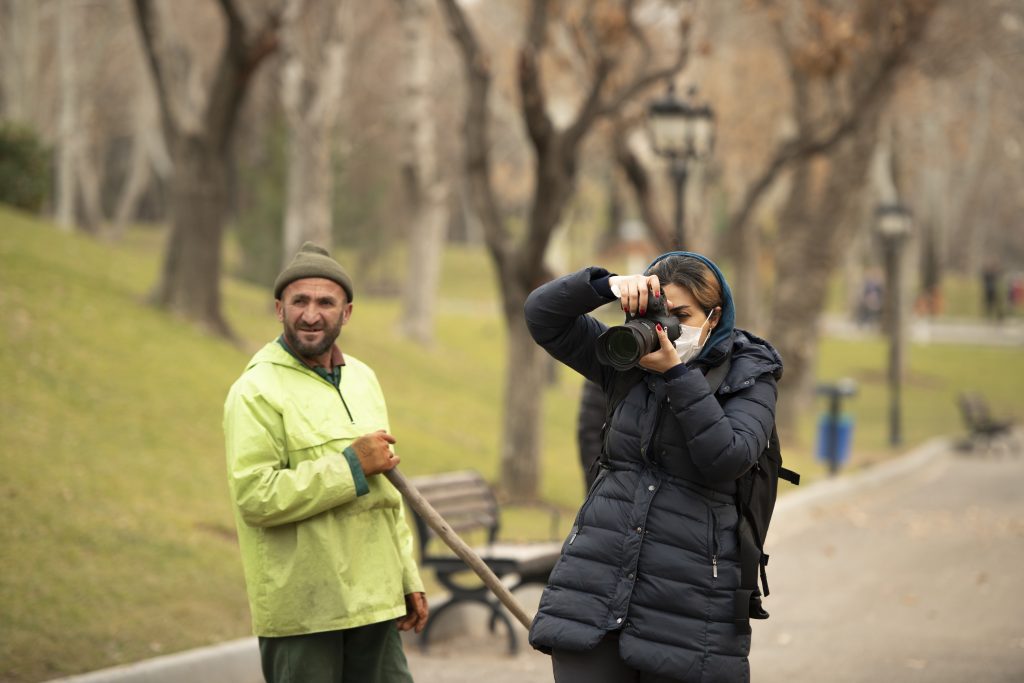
[518,48,555,153]
[216,0,246,39]
[725,0,935,243]
[132,0,178,143]
[518,0,554,153]
[613,121,673,252]
[436,0,513,277]
[206,5,281,150]
[596,18,691,120]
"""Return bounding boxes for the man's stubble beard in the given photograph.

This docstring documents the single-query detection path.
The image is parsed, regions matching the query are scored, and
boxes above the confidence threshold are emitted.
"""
[284,318,343,360]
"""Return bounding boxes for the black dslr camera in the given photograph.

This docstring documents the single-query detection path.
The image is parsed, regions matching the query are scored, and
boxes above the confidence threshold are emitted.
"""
[595,290,681,370]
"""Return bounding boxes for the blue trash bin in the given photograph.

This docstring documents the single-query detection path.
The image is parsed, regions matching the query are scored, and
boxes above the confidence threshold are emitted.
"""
[816,414,854,472]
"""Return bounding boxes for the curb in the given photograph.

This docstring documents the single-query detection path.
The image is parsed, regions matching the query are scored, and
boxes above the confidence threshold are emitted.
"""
[774,436,951,517]
[47,638,261,683]
[48,438,952,683]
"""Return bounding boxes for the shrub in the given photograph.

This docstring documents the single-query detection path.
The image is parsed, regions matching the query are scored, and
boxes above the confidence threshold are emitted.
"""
[0,122,51,212]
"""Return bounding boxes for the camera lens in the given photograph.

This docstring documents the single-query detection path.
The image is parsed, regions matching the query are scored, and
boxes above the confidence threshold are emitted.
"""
[597,326,644,370]
[598,327,638,366]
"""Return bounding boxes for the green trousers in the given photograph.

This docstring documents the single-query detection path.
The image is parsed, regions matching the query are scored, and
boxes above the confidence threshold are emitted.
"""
[259,620,413,683]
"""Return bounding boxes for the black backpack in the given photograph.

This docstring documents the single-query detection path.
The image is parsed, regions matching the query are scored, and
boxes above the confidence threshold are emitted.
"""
[599,357,800,634]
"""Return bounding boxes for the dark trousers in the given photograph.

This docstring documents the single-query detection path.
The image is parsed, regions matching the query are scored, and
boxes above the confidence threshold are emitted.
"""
[552,634,684,683]
[259,620,412,683]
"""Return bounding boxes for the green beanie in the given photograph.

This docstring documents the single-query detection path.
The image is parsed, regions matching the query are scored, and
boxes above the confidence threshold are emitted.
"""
[274,242,354,302]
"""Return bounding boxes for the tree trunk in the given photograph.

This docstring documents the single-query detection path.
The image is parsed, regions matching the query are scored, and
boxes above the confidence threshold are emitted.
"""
[283,118,334,257]
[281,0,345,261]
[438,0,690,500]
[75,151,103,234]
[499,292,548,500]
[134,0,279,337]
[732,217,763,332]
[770,118,881,437]
[112,94,169,239]
[152,136,232,337]
[56,0,78,232]
[1,0,40,123]
[400,0,448,345]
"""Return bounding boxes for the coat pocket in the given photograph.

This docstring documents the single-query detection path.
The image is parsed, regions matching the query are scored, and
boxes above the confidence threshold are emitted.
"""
[284,423,360,467]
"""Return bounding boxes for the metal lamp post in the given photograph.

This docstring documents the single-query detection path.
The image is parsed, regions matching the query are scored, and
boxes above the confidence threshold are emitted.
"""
[875,203,913,447]
[647,84,715,250]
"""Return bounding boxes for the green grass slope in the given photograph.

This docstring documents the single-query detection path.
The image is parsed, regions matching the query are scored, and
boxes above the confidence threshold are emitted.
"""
[0,207,582,681]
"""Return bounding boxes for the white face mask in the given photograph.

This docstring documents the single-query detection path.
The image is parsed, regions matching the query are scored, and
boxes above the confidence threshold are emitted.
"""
[674,313,713,364]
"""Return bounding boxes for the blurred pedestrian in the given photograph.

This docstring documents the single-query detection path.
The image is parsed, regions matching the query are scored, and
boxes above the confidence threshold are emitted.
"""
[982,260,1005,321]
[1008,273,1023,314]
[856,267,884,328]
[223,243,428,683]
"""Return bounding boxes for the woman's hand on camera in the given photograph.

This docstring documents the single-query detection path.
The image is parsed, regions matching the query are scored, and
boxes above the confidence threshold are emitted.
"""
[608,274,662,316]
[638,323,682,374]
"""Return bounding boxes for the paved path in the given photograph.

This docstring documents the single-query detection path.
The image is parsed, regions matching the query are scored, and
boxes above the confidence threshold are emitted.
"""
[823,315,1024,347]
[54,438,1024,683]
[749,441,1024,683]
[407,438,1024,683]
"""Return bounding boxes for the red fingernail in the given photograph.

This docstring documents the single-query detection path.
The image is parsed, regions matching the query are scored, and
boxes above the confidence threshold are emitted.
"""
[656,324,663,332]
[654,291,660,298]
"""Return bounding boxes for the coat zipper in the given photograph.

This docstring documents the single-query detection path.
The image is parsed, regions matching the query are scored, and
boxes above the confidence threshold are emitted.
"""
[334,385,354,423]
[569,471,605,544]
[328,366,355,423]
[709,506,720,579]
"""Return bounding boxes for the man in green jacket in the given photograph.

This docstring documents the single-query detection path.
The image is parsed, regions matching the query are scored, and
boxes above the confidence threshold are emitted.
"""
[224,242,428,683]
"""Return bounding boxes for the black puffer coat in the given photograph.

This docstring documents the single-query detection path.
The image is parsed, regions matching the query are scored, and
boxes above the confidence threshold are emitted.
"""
[525,262,782,683]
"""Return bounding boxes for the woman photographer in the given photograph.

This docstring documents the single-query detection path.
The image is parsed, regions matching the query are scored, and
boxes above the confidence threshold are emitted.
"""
[525,251,781,683]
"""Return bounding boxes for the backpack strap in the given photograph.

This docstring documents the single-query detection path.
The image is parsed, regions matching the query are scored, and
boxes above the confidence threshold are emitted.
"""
[734,517,762,633]
[779,467,801,485]
[703,357,732,395]
[599,368,645,467]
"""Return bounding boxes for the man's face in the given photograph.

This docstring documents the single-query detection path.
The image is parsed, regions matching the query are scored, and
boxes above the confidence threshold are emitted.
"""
[275,278,352,361]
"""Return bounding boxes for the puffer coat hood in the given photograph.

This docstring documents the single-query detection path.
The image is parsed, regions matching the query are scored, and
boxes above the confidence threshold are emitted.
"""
[524,259,782,682]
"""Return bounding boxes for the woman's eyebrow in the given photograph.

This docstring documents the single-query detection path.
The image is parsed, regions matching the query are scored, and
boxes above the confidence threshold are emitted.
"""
[668,304,691,314]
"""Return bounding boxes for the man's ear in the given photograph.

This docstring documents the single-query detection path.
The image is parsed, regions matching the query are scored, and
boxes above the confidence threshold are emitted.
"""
[340,303,353,326]
[275,299,284,322]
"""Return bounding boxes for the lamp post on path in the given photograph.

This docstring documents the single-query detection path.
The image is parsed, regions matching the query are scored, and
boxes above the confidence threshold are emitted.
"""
[875,203,913,447]
[646,84,715,250]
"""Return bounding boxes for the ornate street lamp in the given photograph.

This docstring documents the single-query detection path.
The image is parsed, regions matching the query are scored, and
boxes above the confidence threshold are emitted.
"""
[875,202,913,447]
[647,84,715,250]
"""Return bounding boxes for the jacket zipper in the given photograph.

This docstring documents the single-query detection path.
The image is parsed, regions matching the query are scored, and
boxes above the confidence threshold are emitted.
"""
[328,366,355,423]
[334,385,354,423]
[709,506,720,579]
[569,472,605,544]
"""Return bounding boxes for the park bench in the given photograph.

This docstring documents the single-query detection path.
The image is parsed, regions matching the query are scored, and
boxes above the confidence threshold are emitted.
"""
[957,392,1016,451]
[408,469,563,654]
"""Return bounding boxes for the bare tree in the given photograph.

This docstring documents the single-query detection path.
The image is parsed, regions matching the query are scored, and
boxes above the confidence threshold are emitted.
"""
[280,0,346,261]
[133,0,280,337]
[613,115,676,252]
[56,0,79,232]
[606,1,934,433]
[111,87,171,238]
[762,0,936,432]
[398,0,449,345]
[1,0,41,124]
[438,0,691,499]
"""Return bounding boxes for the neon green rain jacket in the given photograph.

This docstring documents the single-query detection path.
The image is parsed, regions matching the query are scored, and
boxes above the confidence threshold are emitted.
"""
[223,340,424,637]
